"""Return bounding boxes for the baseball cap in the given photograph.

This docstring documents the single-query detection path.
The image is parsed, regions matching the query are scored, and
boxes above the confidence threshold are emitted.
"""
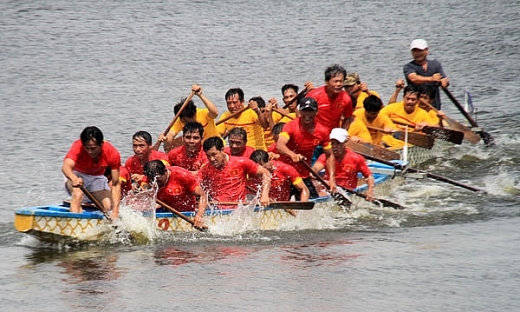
[330,128,348,143]
[298,97,318,111]
[410,39,428,50]
[343,72,360,86]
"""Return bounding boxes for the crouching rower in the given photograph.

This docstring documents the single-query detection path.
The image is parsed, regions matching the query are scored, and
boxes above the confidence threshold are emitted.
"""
[142,160,208,229]
[198,136,271,207]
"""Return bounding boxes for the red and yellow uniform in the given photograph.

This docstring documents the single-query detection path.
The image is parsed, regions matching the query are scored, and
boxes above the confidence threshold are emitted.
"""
[169,108,219,142]
[264,111,297,146]
[353,108,397,146]
[167,145,208,172]
[316,148,371,190]
[347,117,373,143]
[307,86,353,132]
[198,156,260,204]
[65,140,120,175]
[118,166,133,196]
[125,150,169,176]
[223,145,255,159]
[278,118,332,178]
[216,109,266,150]
[153,166,200,212]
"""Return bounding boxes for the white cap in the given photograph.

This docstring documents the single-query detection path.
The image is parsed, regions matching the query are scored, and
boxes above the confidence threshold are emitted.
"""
[410,39,428,50]
[330,128,348,143]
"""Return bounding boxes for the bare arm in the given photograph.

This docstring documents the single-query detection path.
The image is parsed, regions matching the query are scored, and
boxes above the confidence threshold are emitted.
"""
[249,100,269,129]
[388,78,405,104]
[323,149,336,192]
[192,185,208,229]
[255,165,271,206]
[193,84,219,119]
[110,167,121,218]
[293,180,310,202]
[277,134,304,163]
[62,158,82,187]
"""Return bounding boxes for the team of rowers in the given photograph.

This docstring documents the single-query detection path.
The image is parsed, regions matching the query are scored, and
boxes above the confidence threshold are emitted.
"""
[62,63,447,229]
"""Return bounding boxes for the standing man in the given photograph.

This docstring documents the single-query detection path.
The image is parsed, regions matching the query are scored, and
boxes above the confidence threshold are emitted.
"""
[311,128,375,201]
[404,38,449,110]
[161,84,220,152]
[167,122,208,174]
[143,160,208,229]
[216,87,268,150]
[307,64,353,132]
[198,137,271,207]
[62,126,121,218]
[125,131,169,187]
[276,97,336,199]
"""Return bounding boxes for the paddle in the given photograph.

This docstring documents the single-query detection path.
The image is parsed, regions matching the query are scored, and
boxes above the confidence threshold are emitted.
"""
[391,113,464,145]
[419,98,481,144]
[301,159,405,210]
[356,152,487,193]
[216,106,250,126]
[78,185,113,222]
[282,87,309,109]
[367,126,435,149]
[210,201,314,210]
[299,161,352,209]
[441,87,494,146]
[345,140,401,161]
[156,198,208,232]
[246,185,297,216]
[152,91,197,151]
[272,107,295,121]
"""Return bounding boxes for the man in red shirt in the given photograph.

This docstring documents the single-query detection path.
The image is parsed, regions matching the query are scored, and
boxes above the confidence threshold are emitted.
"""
[276,97,336,199]
[62,126,121,218]
[312,128,375,201]
[167,122,208,174]
[307,64,354,132]
[143,160,208,229]
[125,131,169,188]
[223,127,255,159]
[198,136,271,207]
[249,150,309,202]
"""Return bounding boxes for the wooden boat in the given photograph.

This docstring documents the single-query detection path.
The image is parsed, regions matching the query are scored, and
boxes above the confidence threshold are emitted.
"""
[14,162,400,243]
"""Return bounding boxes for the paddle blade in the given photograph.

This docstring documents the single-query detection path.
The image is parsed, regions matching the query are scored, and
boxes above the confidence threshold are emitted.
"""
[332,192,352,209]
[422,126,464,144]
[392,131,435,149]
[268,201,315,210]
[442,116,481,144]
[373,198,406,210]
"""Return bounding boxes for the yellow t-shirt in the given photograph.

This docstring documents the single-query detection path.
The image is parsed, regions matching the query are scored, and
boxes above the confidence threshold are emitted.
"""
[348,117,373,144]
[217,108,266,150]
[354,108,396,146]
[380,101,436,128]
[169,108,219,142]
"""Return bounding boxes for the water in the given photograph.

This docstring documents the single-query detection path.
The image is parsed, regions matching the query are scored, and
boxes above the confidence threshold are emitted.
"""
[1,0,520,311]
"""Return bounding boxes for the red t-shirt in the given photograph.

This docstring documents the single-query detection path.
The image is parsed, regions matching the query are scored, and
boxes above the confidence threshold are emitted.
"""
[65,140,121,176]
[278,118,332,178]
[249,160,303,201]
[198,156,259,203]
[316,148,371,190]
[307,86,353,132]
[154,166,200,212]
[124,150,169,176]
[119,166,133,196]
[267,142,279,154]
[168,145,208,172]
[223,145,256,159]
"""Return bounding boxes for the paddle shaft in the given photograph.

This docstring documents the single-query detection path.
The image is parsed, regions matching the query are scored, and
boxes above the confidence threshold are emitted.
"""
[272,107,295,120]
[245,185,298,215]
[282,88,309,109]
[441,87,494,145]
[391,114,463,144]
[367,125,434,149]
[152,91,197,151]
[156,199,207,231]
[79,185,113,222]
[299,161,352,207]
[210,200,314,210]
[357,152,486,193]
[216,106,250,126]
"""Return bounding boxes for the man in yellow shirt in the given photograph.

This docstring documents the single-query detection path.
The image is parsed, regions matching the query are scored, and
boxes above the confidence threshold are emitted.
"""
[354,95,397,146]
[161,84,219,152]
[216,87,268,150]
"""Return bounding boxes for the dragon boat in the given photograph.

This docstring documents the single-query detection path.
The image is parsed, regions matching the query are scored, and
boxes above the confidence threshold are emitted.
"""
[14,162,403,244]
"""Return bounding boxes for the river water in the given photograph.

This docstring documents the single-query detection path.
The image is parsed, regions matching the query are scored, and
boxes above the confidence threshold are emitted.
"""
[1,0,519,311]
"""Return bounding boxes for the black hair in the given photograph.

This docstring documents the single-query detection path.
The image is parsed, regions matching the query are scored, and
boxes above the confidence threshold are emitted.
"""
[324,64,347,81]
[143,160,166,181]
[363,95,384,112]
[281,84,299,95]
[183,121,204,137]
[249,96,266,108]
[228,127,247,142]
[203,136,224,152]
[225,88,244,102]
[132,130,153,145]
[250,150,269,164]
[272,122,286,136]
[80,126,104,146]
[173,98,197,118]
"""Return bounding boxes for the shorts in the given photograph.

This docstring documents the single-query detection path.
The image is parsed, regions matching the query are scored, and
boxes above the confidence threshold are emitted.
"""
[65,171,110,196]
